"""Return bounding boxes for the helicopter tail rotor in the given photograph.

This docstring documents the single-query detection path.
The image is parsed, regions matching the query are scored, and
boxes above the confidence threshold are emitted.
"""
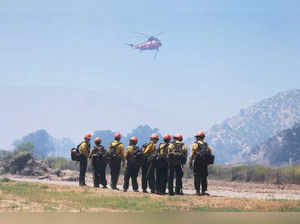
[126,43,134,48]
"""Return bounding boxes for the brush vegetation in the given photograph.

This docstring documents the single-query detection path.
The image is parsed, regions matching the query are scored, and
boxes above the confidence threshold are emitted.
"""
[206,165,300,184]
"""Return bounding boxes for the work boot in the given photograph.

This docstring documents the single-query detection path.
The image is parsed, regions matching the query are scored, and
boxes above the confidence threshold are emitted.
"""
[176,189,184,195]
[196,190,201,196]
[201,192,210,196]
[143,189,148,193]
[102,186,107,189]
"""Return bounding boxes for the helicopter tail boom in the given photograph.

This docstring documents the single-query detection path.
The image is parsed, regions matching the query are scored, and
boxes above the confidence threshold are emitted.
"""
[126,43,134,48]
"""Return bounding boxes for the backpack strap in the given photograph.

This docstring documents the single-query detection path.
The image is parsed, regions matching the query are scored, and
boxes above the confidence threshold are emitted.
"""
[76,141,85,151]
[132,145,136,152]
[96,145,105,151]
[159,143,169,154]
[110,142,121,153]
[142,143,149,152]
[174,142,183,153]
[195,141,208,152]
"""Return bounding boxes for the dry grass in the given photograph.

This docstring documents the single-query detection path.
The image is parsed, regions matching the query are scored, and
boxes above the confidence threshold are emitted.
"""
[0,180,300,212]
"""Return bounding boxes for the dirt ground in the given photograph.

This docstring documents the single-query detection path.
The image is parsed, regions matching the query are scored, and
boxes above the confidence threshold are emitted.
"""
[2,171,300,200]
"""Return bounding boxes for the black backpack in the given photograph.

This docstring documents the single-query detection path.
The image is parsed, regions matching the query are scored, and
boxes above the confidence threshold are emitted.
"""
[168,142,185,166]
[91,145,108,165]
[70,142,84,161]
[156,143,169,168]
[157,143,169,159]
[108,143,122,164]
[127,146,144,167]
[194,142,214,165]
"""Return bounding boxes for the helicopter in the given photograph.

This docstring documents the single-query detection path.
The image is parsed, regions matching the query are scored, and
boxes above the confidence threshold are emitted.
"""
[127,32,163,59]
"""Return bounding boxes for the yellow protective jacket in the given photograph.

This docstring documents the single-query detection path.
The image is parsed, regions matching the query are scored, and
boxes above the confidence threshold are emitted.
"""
[125,145,135,159]
[188,140,212,167]
[108,140,125,163]
[79,141,90,158]
[143,140,156,156]
[168,140,188,158]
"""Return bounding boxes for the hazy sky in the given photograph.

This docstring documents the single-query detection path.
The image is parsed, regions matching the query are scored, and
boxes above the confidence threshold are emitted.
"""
[1,1,300,148]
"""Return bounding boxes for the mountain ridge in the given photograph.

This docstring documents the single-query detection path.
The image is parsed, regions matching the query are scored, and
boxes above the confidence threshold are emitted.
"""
[205,89,300,163]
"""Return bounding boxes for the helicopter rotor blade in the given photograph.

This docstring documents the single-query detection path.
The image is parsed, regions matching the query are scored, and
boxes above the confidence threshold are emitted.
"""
[153,32,164,37]
[134,32,150,37]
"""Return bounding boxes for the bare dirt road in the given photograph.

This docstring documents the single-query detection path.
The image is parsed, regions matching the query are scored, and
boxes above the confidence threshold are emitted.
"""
[3,175,300,200]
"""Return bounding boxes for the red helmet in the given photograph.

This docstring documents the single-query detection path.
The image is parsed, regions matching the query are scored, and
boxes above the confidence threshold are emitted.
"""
[174,133,183,141]
[84,133,92,140]
[130,136,138,143]
[151,133,159,140]
[163,133,171,141]
[195,131,205,138]
[114,132,121,140]
[94,137,101,144]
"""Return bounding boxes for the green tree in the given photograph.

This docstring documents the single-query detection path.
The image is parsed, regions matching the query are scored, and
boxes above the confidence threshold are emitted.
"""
[14,142,34,154]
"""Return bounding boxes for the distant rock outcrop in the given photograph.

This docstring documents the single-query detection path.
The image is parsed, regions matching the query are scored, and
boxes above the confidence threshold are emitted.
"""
[126,125,163,147]
[91,125,163,148]
[0,151,50,176]
[13,129,74,158]
[205,89,300,163]
[91,130,117,149]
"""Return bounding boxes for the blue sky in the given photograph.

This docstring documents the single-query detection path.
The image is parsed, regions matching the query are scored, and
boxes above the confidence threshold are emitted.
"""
[1,1,300,147]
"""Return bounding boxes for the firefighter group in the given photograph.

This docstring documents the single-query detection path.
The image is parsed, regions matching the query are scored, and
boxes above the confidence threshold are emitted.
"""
[75,131,214,196]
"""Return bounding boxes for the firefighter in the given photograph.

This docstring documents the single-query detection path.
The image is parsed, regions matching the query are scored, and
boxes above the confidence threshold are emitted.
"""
[167,133,188,195]
[108,133,125,190]
[142,133,159,193]
[89,137,108,188]
[79,133,91,186]
[123,136,141,192]
[189,131,213,196]
[156,133,171,195]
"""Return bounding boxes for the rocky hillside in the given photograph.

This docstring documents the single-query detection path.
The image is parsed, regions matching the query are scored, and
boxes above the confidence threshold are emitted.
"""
[0,151,55,176]
[238,123,300,166]
[205,89,300,163]
[13,130,74,158]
